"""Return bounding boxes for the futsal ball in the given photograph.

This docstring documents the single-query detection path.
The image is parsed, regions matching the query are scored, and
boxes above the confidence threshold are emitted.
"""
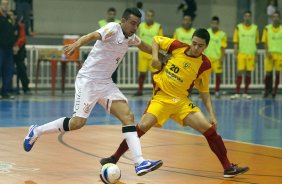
[100,163,121,184]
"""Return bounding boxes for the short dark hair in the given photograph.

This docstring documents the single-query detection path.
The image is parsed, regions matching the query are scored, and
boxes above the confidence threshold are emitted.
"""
[122,7,142,19]
[211,16,219,22]
[244,10,252,15]
[192,28,210,45]
[136,1,143,9]
[108,7,116,13]
[273,10,280,16]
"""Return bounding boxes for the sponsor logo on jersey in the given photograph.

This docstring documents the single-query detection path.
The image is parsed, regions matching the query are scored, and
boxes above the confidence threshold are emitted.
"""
[83,103,91,113]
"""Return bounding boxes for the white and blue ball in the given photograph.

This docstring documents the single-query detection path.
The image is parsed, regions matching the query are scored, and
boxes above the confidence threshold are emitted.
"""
[100,163,121,184]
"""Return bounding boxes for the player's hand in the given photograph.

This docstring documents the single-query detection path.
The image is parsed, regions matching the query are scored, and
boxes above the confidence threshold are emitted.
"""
[152,57,162,70]
[13,45,19,55]
[266,51,272,60]
[63,43,77,56]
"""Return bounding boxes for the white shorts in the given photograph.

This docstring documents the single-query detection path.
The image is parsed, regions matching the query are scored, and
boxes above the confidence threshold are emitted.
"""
[73,76,128,118]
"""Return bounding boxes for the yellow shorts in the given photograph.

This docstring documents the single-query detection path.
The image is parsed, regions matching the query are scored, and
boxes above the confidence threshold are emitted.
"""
[210,58,223,73]
[264,53,282,71]
[237,53,256,71]
[138,51,158,73]
[145,90,201,127]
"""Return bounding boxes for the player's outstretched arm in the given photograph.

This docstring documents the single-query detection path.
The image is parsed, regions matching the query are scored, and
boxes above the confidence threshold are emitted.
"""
[64,31,102,56]
[137,41,152,54]
[151,39,162,70]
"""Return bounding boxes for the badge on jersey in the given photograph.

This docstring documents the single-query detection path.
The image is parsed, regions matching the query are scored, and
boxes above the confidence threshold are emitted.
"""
[184,62,191,68]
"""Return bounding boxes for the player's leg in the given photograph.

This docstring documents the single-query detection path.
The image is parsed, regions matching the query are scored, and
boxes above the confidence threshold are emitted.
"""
[264,54,273,97]
[212,59,223,98]
[100,113,157,165]
[110,101,162,176]
[273,71,280,98]
[183,111,249,178]
[243,55,255,99]
[231,54,245,99]
[272,55,282,98]
[134,72,146,96]
[23,77,96,152]
[134,51,148,96]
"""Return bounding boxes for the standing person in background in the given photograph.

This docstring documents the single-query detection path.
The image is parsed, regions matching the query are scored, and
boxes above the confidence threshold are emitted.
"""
[177,0,197,21]
[262,11,282,99]
[267,0,278,24]
[173,15,196,45]
[231,10,259,100]
[205,16,227,98]
[14,0,31,36]
[8,10,31,94]
[98,7,120,27]
[98,7,120,84]
[133,9,163,96]
[0,0,16,100]
[136,1,145,22]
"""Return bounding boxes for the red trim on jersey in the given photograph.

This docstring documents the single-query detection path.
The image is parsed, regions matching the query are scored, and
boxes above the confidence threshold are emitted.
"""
[187,55,211,93]
[168,40,189,53]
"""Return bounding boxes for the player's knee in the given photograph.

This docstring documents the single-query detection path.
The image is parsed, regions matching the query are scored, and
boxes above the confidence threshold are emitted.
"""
[121,111,134,125]
[138,123,149,133]
[70,117,87,130]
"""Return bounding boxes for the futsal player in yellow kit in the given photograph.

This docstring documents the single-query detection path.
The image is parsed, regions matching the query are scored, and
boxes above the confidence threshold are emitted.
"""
[101,29,249,178]
[205,16,227,98]
[262,11,282,98]
[134,9,163,96]
[173,15,196,44]
[231,10,259,100]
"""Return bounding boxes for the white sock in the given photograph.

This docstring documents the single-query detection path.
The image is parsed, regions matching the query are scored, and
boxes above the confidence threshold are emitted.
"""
[123,126,145,165]
[34,117,68,136]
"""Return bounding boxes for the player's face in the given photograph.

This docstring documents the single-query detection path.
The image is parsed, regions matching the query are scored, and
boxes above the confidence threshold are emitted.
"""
[182,16,192,29]
[121,14,141,38]
[0,0,9,12]
[107,11,116,22]
[243,13,252,24]
[145,11,154,25]
[272,13,280,25]
[211,20,219,31]
[190,36,207,57]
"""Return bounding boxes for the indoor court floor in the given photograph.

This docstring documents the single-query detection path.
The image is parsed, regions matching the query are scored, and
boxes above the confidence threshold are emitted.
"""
[0,92,281,184]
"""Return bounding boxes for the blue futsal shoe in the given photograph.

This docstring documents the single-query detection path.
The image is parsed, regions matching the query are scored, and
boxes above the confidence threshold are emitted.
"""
[23,125,38,152]
[135,159,163,176]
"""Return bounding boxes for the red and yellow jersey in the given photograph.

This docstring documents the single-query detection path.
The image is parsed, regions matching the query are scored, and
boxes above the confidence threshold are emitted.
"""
[153,36,212,98]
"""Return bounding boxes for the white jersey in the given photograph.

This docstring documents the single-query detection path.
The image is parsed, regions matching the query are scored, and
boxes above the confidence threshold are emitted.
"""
[78,22,141,80]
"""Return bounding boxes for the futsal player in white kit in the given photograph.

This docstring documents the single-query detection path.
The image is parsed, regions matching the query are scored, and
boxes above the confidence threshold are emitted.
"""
[23,7,163,176]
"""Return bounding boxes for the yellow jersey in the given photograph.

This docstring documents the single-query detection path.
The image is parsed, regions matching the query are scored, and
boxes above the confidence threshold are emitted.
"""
[262,24,282,54]
[233,24,259,54]
[138,22,163,45]
[153,36,212,98]
[173,27,196,44]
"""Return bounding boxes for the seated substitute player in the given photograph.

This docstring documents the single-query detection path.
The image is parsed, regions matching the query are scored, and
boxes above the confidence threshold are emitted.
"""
[100,29,250,178]
[23,8,162,176]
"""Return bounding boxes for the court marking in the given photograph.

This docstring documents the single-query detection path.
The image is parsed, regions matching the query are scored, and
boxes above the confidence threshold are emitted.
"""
[161,128,282,150]
[57,131,282,183]
[0,161,40,174]
[258,105,281,124]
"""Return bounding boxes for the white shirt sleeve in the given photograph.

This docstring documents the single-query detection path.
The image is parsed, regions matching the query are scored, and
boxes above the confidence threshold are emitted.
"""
[95,22,117,41]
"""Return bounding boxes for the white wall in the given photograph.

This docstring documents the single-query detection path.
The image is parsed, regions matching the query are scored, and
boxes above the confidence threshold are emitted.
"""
[33,0,238,38]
